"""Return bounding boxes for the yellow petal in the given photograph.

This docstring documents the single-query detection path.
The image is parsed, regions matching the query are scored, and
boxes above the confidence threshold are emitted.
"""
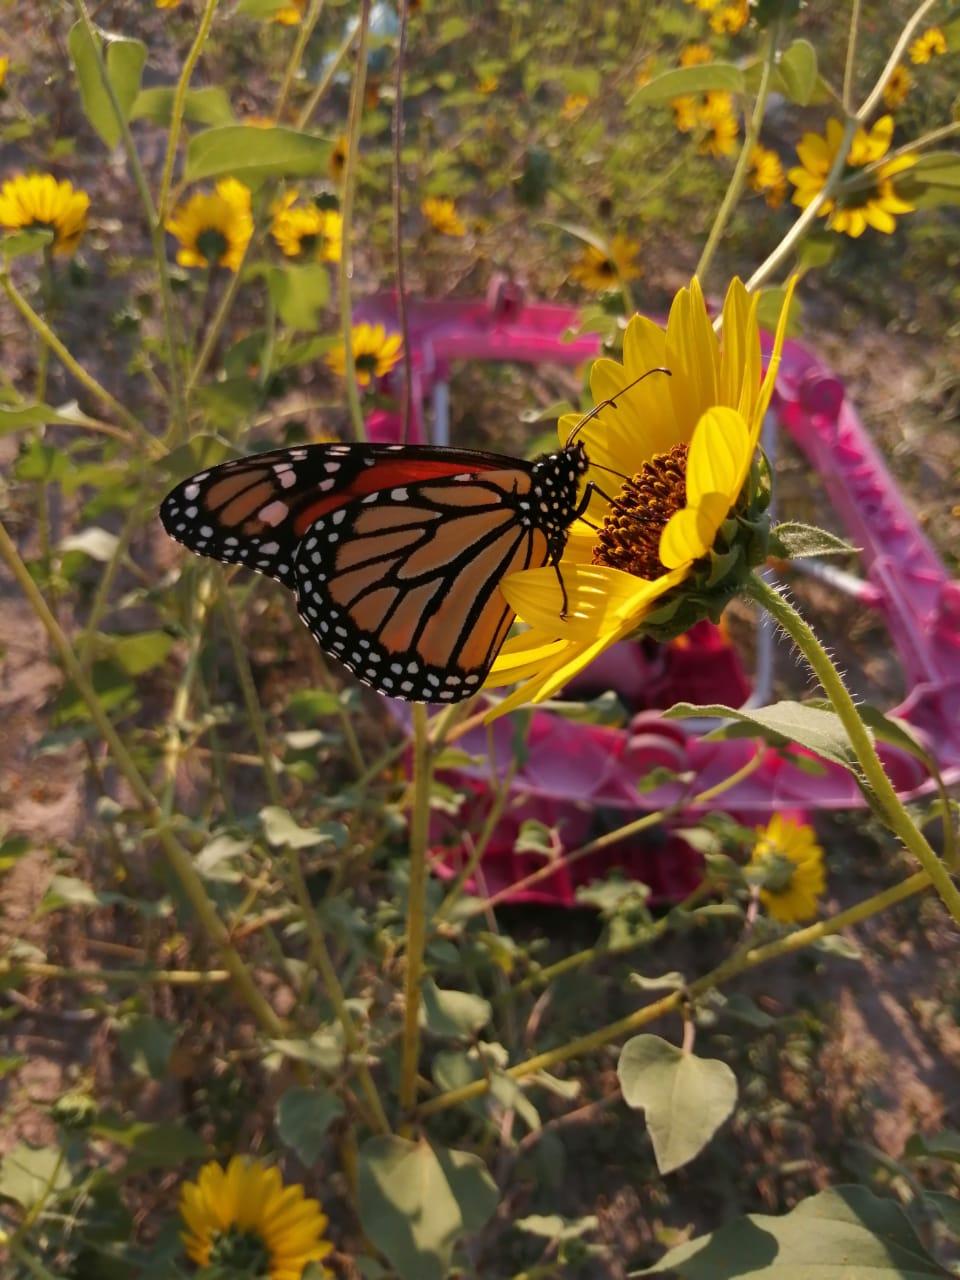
[685,405,751,507]
[666,277,720,434]
[754,274,797,428]
[500,562,657,641]
[659,491,731,567]
[485,630,570,687]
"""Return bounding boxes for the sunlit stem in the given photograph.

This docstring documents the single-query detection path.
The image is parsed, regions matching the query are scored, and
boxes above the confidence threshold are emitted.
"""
[842,0,862,113]
[338,0,372,444]
[399,701,432,1124]
[295,19,358,130]
[276,0,326,120]
[157,0,221,221]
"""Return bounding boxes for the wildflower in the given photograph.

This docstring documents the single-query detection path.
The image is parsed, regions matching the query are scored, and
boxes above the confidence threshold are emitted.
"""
[156,0,182,7]
[0,56,9,90]
[485,276,795,713]
[326,322,402,386]
[748,144,787,208]
[165,177,253,271]
[748,815,826,923]
[477,73,499,94]
[271,191,342,261]
[274,0,306,23]
[679,44,713,67]
[909,26,947,64]
[180,1156,333,1279]
[243,115,277,128]
[788,115,916,237]
[569,233,642,291]
[0,173,89,254]
[329,135,348,182]
[672,95,700,133]
[882,65,912,110]
[710,0,749,35]
[421,196,467,237]
[684,0,721,11]
[561,92,590,120]
[698,91,739,156]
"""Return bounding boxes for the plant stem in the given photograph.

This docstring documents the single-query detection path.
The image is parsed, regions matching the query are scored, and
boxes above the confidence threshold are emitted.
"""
[338,0,372,444]
[746,574,960,924]
[842,0,862,113]
[295,19,358,130]
[157,0,220,221]
[695,22,779,283]
[392,0,414,441]
[276,0,326,120]
[0,517,284,1037]
[855,0,939,123]
[0,959,231,985]
[399,701,432,1123]
[418,869,931,1117]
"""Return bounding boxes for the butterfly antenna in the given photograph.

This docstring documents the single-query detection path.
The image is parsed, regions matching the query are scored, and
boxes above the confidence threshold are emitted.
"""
[565,366,671,447]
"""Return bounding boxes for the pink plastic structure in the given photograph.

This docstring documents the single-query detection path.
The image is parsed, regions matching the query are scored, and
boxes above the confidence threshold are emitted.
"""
[355,282,960,904]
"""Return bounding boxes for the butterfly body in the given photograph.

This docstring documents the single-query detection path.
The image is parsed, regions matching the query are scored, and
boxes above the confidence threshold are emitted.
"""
[161,440,589,703]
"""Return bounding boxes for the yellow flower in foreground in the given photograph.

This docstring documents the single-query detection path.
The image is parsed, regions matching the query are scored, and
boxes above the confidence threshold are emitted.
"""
[0,173,89,254]
[698,91,739,156]
[679,44,713,67]
[326,323,402,386]
[710,0,749,34]
[748,144,787,208]
[166,178,253,271]
[271,191,342,261]
[421,196,466,237]
[274,0,306,23]
[484,276,795,715]
[561,92,590,120]
[788,115,916,237]
[882,65,912,110]
[749,815,826,923]
[909,26,947,63]
[569,233,642,291]
[180,1157,333,1279]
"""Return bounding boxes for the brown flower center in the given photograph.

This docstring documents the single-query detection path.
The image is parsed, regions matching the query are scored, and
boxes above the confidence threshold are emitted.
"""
[591,442,688,580]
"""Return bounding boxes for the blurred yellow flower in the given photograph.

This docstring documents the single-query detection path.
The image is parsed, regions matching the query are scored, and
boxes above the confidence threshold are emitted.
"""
[274,0,307,23]
[748,144,787,208]
[180,1157,333,1279]
[749,815,826,923]
[909,26,947,63]
[421,195,466,236]
[788,115,916,237]
[672,94,700,133]
[698,91,739,156]
[561,92,590,120]
[243,114,277,128]
[0,173,89,254]
[485,277,795,715]
[710,0,748,34]
[165,177,253,271]
[477,73,499,94]
[569,233,642,291]
[329,135,348,182]
[156,0,182,7]
[326,322,402,386]
[0,56,9,89]
[882,65,912,109]
[679,44,713,67]
[271,191,342,261]
[684,0,721,10]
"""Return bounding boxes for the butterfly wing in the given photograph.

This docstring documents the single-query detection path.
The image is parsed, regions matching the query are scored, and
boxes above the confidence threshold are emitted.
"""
[159,442,520,590]
[293,468,550,701]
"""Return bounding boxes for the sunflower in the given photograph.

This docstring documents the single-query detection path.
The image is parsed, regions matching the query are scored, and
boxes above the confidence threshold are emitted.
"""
[0,173,90,254]
[421,196,467,237]
[271,191,342,261]
[326,322,402,386]
[679,44,713,67]
[569,233,642,291]
[484,276,795,715]
[882,65,912,110]
[698,91,739,157]
[274,0,306,23]
[684,0,721,11]
[561,92,590,120]
[710,0,748,34]
[748,144,787,208]
[748,815,826,923]
[672,94,700,133]
[909,26,947,64]
[165,177,253,271]
[787,115,916,237]
[180,1156,333,1280]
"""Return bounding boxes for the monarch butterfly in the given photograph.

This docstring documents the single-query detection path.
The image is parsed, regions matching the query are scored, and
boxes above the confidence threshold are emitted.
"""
[159,372,665,704]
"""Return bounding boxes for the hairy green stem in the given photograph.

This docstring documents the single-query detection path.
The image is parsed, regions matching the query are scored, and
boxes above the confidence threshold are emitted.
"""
[399,701,432,1123]
[338,0,372,444]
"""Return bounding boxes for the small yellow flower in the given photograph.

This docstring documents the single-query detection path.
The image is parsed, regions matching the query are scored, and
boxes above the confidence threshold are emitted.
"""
[634,57,655,88]
[271,190,342,261]
[698,91,739,156]
[329,135,348,183]
[421,195,466,237]
[749,815,826,923]
[748,144,787,208]
[909,26,947,64]
[561,92,590,120]
[0,173,90,254]
[326,322,403,386]
[243,114,277,129]
[156,0,182,7]
[274,0,306,23]
[788,115,917,237]
[882,64,912,110]
[180,1156,333,1279]
[679,44,713,67]
[0,55,10,90]
[165,177,253,272]
[672,94,700,133]
[569,233,642,292]
[477,73,499,94]
[710,0,749,35]
[684,0,721,11]
[485,276,795,714]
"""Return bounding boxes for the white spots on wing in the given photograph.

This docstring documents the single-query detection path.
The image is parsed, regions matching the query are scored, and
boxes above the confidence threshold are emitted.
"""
[183,483,200,500]
[391,488,408,501]
[185,505,198,519]
[324,462,341,473]
[331,509,347,525]
[259,540,280,555]
[260,500,289,526]
[319,478,336,491]
[277,469,297,489]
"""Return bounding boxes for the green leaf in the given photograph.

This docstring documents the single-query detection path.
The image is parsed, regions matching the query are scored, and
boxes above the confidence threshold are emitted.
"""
[260,806,348,850]
[0,1142,70,1210]
[117,1015,176,1080]
[60,528,121,561]
[923,1191,960,1237]
[2,228,55,259]
[900,151,960,210]
[185,126,332,188]
[904,1130,960,1164]
[131,85,234,127]
[68,21,146,149]
[769,522,857,559]
[665,700,863,775]
[358,1137,498,1280]
[39,874,100,913]
[266,262,331,331]
[779,39,818,105]
[420,978,491,1039]
[632,1185,949,1277]
[111,631,175,676]
[276,1088,344,1166]
[94,1119,207,1172]
[631,63,745,104]
[236,0,292,15]
[516,1213,599,1243]
[618,1035,737,1174]
[156,434,236,481]
[267,1030,344,1074]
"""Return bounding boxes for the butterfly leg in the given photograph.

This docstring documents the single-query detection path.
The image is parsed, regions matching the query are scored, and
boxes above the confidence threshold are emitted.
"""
[553,558,570,619]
